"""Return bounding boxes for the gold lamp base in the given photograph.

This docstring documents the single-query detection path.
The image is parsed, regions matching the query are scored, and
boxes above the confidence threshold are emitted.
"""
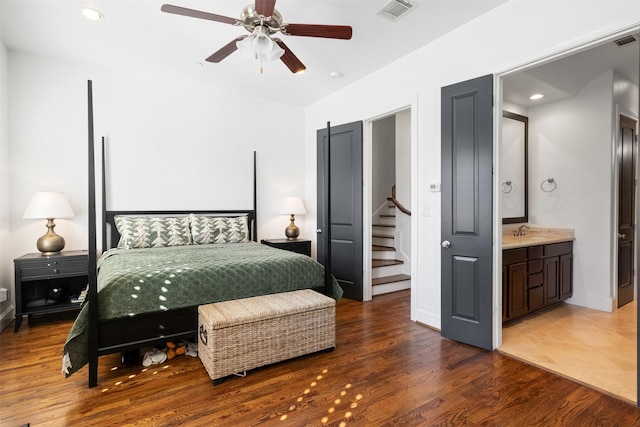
[285,214,300,240]
[36,218,65,255]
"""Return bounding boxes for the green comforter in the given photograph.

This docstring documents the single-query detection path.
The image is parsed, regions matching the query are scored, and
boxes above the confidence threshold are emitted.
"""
[62,242,341,377]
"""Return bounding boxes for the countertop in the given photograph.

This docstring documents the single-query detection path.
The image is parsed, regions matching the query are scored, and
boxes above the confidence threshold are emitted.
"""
[502,227,574,249]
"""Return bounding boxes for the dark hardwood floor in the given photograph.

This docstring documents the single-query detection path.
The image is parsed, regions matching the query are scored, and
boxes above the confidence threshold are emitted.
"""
[1,290,639,426]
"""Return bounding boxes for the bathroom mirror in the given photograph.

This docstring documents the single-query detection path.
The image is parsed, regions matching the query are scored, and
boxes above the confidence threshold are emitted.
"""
[501,111,528,224]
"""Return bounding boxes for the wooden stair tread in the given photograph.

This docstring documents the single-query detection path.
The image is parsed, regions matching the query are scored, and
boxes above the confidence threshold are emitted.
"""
[372,259,404,268]
[372,245,395,251]
[373,274,411,286]
[372,224,395,228]
[373,233,394,239]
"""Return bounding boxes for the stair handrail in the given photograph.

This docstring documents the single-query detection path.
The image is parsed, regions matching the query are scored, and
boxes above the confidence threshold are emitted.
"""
[387,185,411,216]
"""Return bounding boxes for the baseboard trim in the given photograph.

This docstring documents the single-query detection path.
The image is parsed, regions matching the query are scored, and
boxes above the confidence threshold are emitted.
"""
[0,305,15,333]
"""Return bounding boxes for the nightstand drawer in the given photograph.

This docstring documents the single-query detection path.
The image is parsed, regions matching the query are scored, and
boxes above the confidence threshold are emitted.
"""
[20,260,87,280]
[261,239,311,257]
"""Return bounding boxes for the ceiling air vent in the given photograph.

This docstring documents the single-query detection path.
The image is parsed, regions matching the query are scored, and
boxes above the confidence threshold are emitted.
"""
[613,34,638,47]
[376,0,416,22]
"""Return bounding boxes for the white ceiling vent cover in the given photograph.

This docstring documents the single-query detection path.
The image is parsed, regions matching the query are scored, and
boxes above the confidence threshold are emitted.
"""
[376,0,417,22]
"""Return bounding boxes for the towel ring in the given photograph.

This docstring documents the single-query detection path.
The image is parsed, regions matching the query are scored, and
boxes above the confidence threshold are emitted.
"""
[540,178,557,192]
[501,180,513,194]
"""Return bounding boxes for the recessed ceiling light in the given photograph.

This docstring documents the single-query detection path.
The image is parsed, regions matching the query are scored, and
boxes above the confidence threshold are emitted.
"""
[81,8,104,21]
[529,93,544,100]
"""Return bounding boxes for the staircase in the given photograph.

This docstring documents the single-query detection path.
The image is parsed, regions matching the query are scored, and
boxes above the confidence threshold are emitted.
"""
[372,204,411,296]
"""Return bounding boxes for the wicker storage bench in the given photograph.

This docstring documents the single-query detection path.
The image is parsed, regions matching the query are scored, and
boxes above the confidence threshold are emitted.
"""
[198,289,335,384]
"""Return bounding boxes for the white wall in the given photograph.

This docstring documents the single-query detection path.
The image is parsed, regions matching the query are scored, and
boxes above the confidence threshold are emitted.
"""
[5,52,307,313]
[304,1,640,327]
[0,4,13,331]
[372,115,395,213]
[528,71,615,311]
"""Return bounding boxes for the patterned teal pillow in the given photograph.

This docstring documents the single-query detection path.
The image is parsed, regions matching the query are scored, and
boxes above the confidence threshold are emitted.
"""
[189,214,249,244]
[114,216,192,249]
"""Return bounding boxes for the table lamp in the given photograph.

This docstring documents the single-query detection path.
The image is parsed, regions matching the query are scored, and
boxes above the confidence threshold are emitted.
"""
[280,196,306,239]
[23,192,75,255]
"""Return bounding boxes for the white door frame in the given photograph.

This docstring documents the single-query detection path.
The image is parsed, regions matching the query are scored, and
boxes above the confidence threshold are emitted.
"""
[362,101,418,304]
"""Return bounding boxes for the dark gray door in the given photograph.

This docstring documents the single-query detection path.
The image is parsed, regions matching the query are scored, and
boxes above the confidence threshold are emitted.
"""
[317,121,364,301]
[441,75,494,350]
[618,115,637,308]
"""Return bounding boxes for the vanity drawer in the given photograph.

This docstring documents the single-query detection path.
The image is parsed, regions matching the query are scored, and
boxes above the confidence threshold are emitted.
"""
[528,245,543,259]
[503,248,527,265]
[528,272,543,288]
[528,259,543,274]
[544,241,573,257]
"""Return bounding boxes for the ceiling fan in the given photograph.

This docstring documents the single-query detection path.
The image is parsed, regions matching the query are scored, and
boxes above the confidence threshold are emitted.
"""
[161,0,353,74]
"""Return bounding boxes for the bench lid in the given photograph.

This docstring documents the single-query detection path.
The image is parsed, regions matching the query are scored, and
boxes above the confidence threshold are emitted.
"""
[199,289,335,328]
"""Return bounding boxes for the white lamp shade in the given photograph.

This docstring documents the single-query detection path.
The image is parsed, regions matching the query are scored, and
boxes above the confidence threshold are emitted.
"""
[264,42,285,62]
[281,196,306,215]
[23,192,75,219]
[236,35,255,59]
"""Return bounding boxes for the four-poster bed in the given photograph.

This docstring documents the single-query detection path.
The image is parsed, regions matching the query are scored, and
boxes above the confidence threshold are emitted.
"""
[62,81,339,388]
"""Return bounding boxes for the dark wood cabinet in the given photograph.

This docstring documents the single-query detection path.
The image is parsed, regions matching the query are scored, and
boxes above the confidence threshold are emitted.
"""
[503,241,573,323]
[261,239,311,257]
[507,262,528,319]
[560,253,573,300]
[14,251,88,332]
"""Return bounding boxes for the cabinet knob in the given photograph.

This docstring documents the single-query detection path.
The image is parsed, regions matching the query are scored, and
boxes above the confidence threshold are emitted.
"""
[52,269,59,274]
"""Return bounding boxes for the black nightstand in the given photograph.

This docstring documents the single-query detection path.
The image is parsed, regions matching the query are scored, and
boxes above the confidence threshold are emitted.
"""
[261,239,311,257]
[14,250,88,332]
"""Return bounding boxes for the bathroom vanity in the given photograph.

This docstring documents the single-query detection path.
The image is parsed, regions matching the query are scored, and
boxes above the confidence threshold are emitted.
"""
[502,228,574,323]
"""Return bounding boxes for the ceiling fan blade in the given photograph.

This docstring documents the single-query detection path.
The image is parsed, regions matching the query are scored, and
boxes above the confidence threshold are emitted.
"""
[284,23,352,40]
[206,36,246,63]
[255,0,276,17]
[274,39,306,74]
[161,4,238,25]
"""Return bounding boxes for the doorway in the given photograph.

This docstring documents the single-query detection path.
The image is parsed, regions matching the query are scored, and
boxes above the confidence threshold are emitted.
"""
[498,30,639,402]
[370,110,412,297]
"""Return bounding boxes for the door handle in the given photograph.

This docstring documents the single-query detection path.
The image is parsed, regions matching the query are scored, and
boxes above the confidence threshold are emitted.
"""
[441,240,451,248]
[316,229,322,233]
[619,233,626,239]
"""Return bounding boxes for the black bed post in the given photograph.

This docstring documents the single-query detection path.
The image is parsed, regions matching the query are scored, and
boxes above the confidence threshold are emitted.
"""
[101,137,106,253]
[253,150,258,241]
[324,122,332,296]
[87,80,99,388]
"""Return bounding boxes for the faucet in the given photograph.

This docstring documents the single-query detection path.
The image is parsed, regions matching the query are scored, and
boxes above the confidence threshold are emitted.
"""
[514,224,530,237]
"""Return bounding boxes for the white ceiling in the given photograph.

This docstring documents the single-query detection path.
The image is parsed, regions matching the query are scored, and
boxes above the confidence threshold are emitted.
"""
[503,33,640,108]
[0,0,506,106]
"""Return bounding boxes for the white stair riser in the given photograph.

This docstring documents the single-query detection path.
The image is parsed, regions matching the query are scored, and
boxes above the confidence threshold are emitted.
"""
[372,280,411,296]
[372,236,394,246]
[372,250,396,260]
[372,226,394,237]
[372,263,405,278]
[378,216,396,226]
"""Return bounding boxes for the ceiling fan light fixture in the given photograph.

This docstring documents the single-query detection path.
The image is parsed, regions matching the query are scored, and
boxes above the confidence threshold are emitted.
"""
[253,26,273,55]
[236,36,256,59]
[264,42,285,62]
